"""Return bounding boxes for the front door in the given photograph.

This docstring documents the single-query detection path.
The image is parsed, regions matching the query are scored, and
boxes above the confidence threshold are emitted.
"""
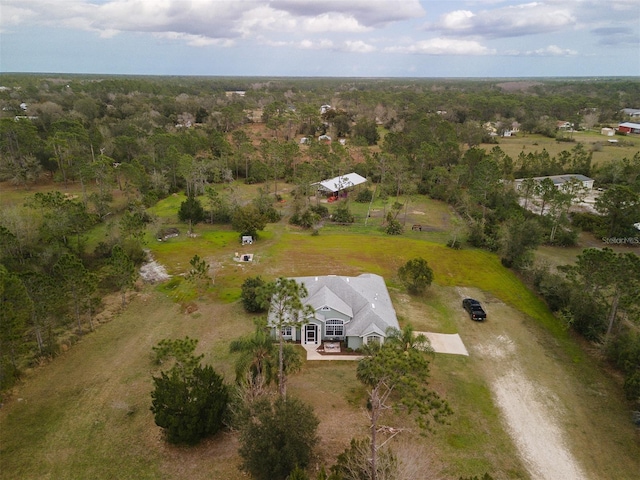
[305,324,317,344]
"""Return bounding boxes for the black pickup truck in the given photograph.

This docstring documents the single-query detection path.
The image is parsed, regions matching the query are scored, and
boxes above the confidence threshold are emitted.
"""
[462,298,487,321]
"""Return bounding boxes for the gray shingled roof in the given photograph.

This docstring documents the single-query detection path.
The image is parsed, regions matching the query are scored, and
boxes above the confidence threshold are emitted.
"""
[293,274,399,338]
[306,285,353,318]
[514,173,593,185]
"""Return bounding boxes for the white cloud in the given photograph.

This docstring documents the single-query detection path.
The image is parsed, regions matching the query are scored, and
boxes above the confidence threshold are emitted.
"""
[342,40,376,53]
[503,44,578,56]
[270,0,425,27]
[439,10,475,30]
[387,38,495,56]
[153,32,234,48]
[0,0,423,40]
[0,4,39,26]
[301,13,371,33]
[298,39,335,50]
[528,45,578,56]
[432,3,576,38]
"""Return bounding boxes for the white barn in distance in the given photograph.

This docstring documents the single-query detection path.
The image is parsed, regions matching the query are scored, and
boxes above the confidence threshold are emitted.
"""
[313,172,367,195]
[514,174,594,191]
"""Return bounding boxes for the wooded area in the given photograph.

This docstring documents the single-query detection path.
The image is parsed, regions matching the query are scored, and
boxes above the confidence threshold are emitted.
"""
[1,74,639,479]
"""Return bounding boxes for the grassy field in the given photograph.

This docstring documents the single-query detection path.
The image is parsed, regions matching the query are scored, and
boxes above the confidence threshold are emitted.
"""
[487,131,640,169]
[2,210,640,479]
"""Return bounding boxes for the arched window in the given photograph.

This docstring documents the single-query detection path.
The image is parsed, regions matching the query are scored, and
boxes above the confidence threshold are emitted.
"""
[366,335,380,345]
[325,319,344,337]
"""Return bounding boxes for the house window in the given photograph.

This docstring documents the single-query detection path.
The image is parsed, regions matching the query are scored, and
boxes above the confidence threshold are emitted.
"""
[325,319,344,337]
[281,326,292,337]
[321,306,330,311]
[366,335,380,345]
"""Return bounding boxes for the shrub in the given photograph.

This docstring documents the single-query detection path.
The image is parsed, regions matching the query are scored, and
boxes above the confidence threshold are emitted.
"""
[398,257,434,295]
[550,227,578,246]
[535,271,572,312]
[606,330,640,402]
[332,203,355,223]
[290,209,320,229]
[570,212,602,233]
[238,396,319,480]
[385,217,403,235]
[447,239,462,249]
[241,276,268,313]
[150,364,229,445]
[309,204,329,218]
[331,438,398,480]
[355,188,373,203]
[566,291,607,341]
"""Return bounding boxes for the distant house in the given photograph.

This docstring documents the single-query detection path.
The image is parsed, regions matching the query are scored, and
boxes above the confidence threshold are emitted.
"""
[312,172,367,196]
[557,121,572,130]
[621,108,640,118]
[268,274,400,349]
[601,127,616,136]
[320,104,332,114]
[225,91,246,98]
[318,134,331,143]
[618,122,640,134]
[514,174,594,191]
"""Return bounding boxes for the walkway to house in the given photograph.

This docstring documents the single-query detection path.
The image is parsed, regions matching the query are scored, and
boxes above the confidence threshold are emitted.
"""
[302,333,468,361]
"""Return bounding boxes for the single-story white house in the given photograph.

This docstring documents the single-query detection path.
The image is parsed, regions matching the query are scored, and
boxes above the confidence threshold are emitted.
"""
[601,127,615,136]
[514,174,595,191]
[312,172,367,195]
[268,274,399,349]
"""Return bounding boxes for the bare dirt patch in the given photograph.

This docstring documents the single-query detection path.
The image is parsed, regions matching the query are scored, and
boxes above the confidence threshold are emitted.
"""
[139,251,171,283]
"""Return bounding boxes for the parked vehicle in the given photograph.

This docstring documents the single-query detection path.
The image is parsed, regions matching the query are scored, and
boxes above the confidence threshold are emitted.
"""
[462,298,487,321]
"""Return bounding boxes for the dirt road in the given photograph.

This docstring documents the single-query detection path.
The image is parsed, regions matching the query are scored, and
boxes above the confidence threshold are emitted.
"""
[455,288,589,480]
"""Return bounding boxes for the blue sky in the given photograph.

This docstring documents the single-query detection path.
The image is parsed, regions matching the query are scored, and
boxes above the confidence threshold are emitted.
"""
[1,0,639,77]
